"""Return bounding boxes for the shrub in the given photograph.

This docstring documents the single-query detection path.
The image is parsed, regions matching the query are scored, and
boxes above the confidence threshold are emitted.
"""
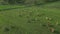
[4,27,10,32]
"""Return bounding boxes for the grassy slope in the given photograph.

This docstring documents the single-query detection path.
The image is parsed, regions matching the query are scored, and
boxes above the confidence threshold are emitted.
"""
[0,1,60,34]
[0,5,25,11]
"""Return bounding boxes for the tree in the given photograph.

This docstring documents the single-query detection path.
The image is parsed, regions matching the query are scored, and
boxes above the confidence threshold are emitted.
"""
[1,0,60,5]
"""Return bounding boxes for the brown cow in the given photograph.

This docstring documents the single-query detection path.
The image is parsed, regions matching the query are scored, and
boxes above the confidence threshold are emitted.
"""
[49,27,55,33]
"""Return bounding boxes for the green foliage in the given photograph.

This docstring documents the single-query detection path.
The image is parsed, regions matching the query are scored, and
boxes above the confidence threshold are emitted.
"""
[0,0,60,5]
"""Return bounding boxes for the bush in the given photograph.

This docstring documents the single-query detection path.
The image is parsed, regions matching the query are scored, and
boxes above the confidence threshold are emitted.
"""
[4,27,10,32]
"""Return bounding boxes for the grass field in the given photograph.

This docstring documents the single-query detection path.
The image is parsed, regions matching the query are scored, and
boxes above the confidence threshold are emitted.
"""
[0,1,60,34]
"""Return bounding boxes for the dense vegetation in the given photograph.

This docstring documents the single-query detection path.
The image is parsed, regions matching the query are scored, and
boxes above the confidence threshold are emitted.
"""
[0,0,60,5]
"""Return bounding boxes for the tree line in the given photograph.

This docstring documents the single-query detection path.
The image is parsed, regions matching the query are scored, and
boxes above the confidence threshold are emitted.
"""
[0,0,60,5]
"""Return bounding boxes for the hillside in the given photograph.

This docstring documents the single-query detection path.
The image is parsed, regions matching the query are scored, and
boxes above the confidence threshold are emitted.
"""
[0,1,60,34]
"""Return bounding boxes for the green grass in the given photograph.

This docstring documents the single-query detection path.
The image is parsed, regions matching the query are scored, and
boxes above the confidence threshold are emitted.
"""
[0,1,60,34]
[0,5,25,11]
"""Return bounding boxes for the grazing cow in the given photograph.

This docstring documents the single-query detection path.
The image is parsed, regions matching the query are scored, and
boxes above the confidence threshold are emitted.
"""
[49,27,55,33]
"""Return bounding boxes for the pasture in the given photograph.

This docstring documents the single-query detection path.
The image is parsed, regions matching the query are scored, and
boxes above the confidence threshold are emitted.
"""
[0,1,60,34]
